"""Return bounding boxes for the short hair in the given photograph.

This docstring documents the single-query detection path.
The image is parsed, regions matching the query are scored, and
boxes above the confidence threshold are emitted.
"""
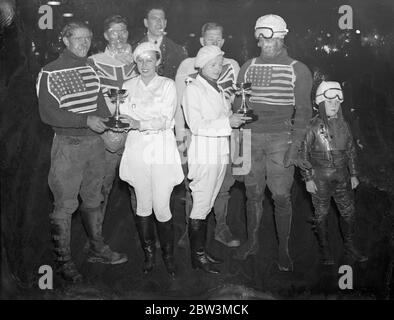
[61,21,91,38]
[201,22,224,37]
[103,15,128,32]
[144,2,166,18]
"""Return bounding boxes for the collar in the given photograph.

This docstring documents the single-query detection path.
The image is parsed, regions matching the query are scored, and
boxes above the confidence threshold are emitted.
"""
[258,47,289,63]
[197,73,220,93]
[139,73,159,87]
[61,49,87,63]
[147,33,164,47]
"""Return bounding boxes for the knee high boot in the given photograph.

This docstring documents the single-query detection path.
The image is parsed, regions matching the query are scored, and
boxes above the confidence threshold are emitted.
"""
[178,183,192,248]
[189,218,220,274]
[313,217,334,265]
[81,207,128,265]
[273,194,294,272]
[50,217,83,283]
[234,198,263,260]
[178,187,224,264]
[341,209,368,262]
[135,215,156,273]
[156,218,176,277]
[213,192,240,248]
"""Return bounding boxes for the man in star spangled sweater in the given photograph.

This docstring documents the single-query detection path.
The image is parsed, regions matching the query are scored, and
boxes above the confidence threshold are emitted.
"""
[233,15,313,272]
[37,21,127,283]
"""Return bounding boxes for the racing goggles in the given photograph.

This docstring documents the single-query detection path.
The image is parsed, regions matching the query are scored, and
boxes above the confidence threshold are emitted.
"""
[108,28,128,37]
[316,88,344,101]
[255,27,288,39]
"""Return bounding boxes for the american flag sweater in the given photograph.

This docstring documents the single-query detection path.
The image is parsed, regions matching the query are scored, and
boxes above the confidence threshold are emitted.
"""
[37,49,111,136]
[234,49,312,144]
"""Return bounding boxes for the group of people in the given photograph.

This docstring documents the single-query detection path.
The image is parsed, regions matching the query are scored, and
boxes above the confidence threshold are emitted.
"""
[37,3,368,284]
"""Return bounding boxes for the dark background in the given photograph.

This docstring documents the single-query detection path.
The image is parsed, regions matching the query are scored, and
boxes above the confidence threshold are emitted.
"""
[0,0,393,299]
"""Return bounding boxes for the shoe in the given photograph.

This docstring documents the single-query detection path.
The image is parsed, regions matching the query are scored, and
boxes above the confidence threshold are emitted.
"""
[81,207,128,265]
[87,245,128,264]
[214,226,241,248]
[55,260,83,283]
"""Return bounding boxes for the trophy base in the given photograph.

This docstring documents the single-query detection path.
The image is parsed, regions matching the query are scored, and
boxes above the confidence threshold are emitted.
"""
[105,117,129,130]
[237,110,258,123]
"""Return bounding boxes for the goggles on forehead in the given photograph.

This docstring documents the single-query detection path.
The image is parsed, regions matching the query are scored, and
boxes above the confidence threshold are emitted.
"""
[108,28,128,36]
[254,27,287,39]
[317,88,344,101]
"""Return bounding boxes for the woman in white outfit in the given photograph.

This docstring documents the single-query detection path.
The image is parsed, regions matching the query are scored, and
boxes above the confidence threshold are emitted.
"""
[119,42,184,277]
[182,45,248,274]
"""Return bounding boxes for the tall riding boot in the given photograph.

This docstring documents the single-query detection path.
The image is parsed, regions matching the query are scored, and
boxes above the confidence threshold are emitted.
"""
[81,207,128,264]
[50,217,83,283]
[234,200,263,260]
[156,218,176,277]
[189,218,220,274]
[341,213,368,263]
[178,186,192,248]
[274,195,294,272]
[135,214,156,273]
[313,217,334,265]
[213,192,240,248]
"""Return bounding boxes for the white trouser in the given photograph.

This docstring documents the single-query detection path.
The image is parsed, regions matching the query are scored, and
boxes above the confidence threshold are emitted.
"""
[188,162,227,220]
[119,130,184,222]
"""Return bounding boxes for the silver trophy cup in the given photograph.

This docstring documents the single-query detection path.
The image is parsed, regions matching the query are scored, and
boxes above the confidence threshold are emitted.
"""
[234,82,258,123]
[105,88,129,129]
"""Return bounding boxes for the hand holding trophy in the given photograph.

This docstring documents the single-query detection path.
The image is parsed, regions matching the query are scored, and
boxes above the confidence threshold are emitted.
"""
[233,82,258,123]
[105,88,130,131]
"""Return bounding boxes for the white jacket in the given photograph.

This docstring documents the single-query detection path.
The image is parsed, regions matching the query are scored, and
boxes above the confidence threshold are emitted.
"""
[119,75,183,187]
[182,74,232,166]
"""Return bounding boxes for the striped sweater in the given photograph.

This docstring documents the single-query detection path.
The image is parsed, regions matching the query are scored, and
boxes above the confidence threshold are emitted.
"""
[37,49,110,136]
[234,49,312,143]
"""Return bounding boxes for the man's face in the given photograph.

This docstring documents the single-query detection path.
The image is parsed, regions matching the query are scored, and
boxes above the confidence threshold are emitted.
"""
[63,27,92,57]
[144,9,167,37]
[104,22,128,48]
[324,99,341,117]
[201,55,224,80]
[200,28,224,48]
[258,37,283,58]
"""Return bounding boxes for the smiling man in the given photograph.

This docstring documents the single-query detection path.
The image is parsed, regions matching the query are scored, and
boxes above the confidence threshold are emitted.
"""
[88,16,138,257]
[133,3,188,80]
[37,21,126,283]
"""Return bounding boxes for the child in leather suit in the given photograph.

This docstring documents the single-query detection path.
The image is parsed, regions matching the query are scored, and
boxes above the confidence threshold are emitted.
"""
[301,81,368,265]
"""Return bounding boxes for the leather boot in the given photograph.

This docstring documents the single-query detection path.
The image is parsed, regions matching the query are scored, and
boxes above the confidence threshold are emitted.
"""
[81,207,128,264]
[135,214,156,273]
[213,193,240,248]
[50,217,83,283]
[313,217,334,265]
[178,186,192,248]
[234,199,263,260]
[189,218,220,274]
[156,218,176,277]
[274,195,294,272]
[341,214,368,263]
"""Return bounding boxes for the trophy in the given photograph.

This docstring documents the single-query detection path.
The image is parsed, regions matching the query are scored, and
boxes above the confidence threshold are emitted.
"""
[105,88,129,130]
[234,82,258,123]
[231,82,257,176]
